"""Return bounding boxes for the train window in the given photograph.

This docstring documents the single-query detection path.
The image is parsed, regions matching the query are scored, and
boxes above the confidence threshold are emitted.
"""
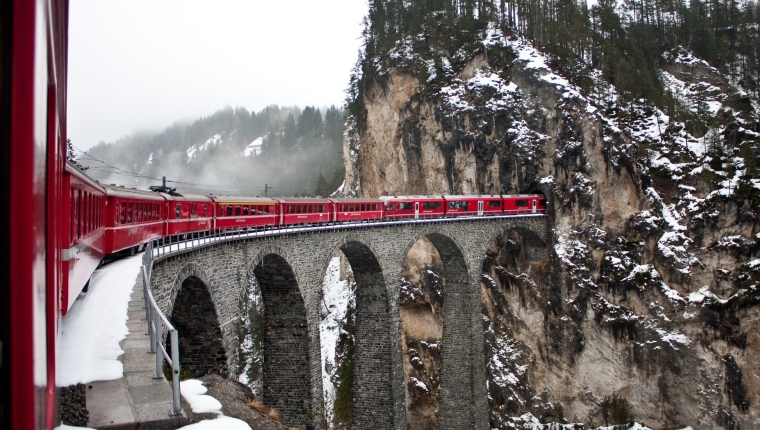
[489,200,501,208]
[385,203,394,211]
[515,200,529,207]
[399,202,412,210]
[423,201,441,210]
[243,206,249,215]
[175,203,181,219]
[538,199,546,207]
[223,205,230,217]
[125,203,131,223]
[203,205,207,217]
[115,202,120,224]
[139,203,143,222]
[233,206,239,216]
[309,205,314,213]
[218,205,223,216]
[120,204,126,224]
[256,205,262,214]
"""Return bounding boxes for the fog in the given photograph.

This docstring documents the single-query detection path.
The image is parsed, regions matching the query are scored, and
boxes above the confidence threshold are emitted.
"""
[68,0,367,150]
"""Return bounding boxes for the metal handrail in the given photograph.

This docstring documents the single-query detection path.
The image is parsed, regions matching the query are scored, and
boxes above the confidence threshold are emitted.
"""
[142,241,181,415]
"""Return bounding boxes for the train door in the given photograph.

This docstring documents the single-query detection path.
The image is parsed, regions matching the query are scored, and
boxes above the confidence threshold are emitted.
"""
[414,202,419,219]
[532,199,537,214]
[478,200,484,216]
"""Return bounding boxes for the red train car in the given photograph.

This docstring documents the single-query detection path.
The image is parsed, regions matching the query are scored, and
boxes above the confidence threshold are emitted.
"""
[503,194,546,214]
[162,193,214,237]
[62,164,107,314]
[4,0,70,427]
[380,196,446,220]
[277,198,332,226]
[212,196,279,231]
[103,185,166,254]
[443,195,503,217]
[331,198,383,222]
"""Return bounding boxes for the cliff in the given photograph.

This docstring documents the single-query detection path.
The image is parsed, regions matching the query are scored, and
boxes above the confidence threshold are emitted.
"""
[343,25,760,429]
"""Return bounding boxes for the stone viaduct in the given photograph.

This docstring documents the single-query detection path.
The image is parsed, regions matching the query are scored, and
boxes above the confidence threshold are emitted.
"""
[148,216,549,430]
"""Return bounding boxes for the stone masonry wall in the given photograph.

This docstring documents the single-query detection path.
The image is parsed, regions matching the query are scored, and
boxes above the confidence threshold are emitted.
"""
[148,216,548,430]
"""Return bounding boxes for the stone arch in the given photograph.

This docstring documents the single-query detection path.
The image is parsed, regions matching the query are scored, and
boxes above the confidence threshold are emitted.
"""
[169,272,229,378]
[319,237,393,430]
[400,229,483,429]
[249,250,310,428]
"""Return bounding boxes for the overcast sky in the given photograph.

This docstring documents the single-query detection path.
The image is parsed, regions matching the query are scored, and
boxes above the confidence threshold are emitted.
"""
[68,0,368,150]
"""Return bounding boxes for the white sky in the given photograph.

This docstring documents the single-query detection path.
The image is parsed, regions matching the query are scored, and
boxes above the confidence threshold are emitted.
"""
[68,0,368,149]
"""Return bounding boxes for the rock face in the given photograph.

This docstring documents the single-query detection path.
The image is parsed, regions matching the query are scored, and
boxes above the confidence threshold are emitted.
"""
[400,238,445,430]
[344,27,760,429]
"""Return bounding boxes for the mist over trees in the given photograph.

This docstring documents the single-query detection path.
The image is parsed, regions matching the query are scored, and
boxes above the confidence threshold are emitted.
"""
[83,105,346,197]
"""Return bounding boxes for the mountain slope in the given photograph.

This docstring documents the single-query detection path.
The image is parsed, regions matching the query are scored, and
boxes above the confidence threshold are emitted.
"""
[344,5,759,428]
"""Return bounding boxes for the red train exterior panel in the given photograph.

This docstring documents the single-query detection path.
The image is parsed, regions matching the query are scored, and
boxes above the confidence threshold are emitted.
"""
[162,194,214,236]
[380,196,446,220]
[103,185,166,254]
[443,195,503,217]
[62,165,107,314]
[331,198,383,222]
[277,198,333,226]
[212,196,279,231]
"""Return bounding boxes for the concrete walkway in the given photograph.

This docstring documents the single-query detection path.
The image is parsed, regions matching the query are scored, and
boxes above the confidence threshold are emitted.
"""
[86,267,188,429]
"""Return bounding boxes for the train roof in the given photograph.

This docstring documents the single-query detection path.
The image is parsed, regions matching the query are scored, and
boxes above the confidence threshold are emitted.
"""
[443,195,503,199]
[102,184,166,201]
[378,195,446,202]
[159,193,213,202]
[275,197,332,204]
[65,162,107,193]
[211,196,278,204]
[330,198,383,203]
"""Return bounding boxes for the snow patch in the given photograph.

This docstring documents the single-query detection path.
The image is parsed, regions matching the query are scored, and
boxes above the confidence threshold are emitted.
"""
[59,254,143,385]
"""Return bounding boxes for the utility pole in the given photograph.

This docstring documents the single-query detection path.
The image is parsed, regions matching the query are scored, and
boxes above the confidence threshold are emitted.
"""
[264,183,268,197]
[163,176,166,189]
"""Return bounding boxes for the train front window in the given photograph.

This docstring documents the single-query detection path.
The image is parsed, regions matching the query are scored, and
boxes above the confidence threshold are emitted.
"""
[385,203,394,211]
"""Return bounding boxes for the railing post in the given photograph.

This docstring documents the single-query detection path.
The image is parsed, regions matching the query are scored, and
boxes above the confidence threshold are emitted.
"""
[154,312,163,379]
[170,329,181,415]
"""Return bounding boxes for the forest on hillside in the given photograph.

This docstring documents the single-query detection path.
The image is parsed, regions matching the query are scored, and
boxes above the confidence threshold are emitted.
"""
[81,104,345,197]
[349,0,759,124]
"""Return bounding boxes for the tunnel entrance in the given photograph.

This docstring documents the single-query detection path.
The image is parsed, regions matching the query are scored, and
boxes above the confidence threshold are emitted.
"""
[253,253,309,428]
[170,276,228,378]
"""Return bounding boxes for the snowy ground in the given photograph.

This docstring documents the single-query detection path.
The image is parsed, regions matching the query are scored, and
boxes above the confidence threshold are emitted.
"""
[179,379,252,429]
[319,256,354,428]
[59,254,144,386]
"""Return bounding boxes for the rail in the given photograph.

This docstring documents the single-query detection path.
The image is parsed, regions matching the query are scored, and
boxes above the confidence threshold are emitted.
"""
[141,241,181,415]
[148,210,547,258]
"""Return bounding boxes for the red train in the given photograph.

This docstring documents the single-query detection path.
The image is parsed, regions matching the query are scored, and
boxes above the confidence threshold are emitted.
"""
[61,167,547,317]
